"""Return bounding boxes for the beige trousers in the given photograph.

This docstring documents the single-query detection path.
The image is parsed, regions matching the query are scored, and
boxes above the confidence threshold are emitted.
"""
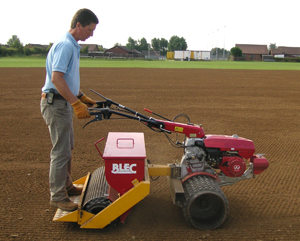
[40,97,74,201]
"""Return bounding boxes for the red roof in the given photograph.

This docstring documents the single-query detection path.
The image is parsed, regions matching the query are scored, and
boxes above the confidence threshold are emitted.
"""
[277,46,300,55]
[271,48,283,55]
[79,44,99,52]
[235,44,269,55]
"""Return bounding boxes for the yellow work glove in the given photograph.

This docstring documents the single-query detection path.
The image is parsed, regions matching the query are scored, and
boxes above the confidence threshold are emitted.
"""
[71,100,91,119]
[79,94,96,107]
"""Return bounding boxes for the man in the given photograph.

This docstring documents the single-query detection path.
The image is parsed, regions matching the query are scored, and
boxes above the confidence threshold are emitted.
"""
[41,9,98,211]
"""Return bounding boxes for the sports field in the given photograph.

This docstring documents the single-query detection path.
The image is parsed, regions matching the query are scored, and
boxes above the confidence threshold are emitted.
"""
[0,62,299,240]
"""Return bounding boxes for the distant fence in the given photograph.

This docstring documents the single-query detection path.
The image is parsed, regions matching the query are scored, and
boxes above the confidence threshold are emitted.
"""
[82,52,168,60]
[87,52,142,59]
[210,53,230,61]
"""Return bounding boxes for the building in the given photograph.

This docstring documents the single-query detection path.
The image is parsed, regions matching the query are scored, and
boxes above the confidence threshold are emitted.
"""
[235,44,269,61]
[79,44,99,52]
[25,44,49,49]
[270,46,300,58]
[105,46,141,58]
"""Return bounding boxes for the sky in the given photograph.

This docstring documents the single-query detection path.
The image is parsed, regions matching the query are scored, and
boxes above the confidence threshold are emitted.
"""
[1,0,299,51]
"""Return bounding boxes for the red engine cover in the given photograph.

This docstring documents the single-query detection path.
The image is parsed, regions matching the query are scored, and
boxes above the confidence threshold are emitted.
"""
[204,135,255,159]
[219,156,246,177]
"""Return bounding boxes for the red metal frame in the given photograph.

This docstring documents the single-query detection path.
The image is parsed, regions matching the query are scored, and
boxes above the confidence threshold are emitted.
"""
[94,137,106,159]
[157,119,205,138]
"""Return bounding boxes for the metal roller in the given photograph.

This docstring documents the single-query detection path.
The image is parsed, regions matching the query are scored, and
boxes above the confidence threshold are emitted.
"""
[182,175,229,230]
[82,166,110,214]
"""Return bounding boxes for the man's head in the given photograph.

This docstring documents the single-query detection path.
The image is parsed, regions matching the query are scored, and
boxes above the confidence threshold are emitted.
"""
[70,9,98,29]
[70,9,99,42]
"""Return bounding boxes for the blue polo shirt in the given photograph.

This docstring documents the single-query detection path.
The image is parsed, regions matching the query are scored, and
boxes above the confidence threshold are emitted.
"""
[42,32,81,96]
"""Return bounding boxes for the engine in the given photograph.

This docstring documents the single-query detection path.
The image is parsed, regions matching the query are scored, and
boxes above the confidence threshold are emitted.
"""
[180,136,250,179]
[218,155,246,177]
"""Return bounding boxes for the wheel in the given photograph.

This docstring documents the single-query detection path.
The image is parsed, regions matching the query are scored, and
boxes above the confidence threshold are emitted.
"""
[182,175,229,230]
[83,197,120,230]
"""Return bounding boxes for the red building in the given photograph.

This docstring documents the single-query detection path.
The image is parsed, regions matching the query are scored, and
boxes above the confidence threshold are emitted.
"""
[105,46,141,58]
[235,44,269,61]
[270,46,300,58]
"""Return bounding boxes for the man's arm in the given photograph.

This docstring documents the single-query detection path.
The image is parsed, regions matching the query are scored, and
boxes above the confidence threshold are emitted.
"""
[51,71,78,104]
[51,71,90,119]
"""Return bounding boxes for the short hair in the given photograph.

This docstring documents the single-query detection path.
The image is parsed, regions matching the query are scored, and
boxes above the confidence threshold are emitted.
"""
[70,9,99,29]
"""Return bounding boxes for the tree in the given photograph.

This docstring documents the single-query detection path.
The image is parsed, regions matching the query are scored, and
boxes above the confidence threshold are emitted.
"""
[151,38,168,55]
[113,43,122,47]
[0,45,7,57]
[230,47,242,59]
[46,43,53,53]
[7,35,20,46]
[7,35,23,55]
[269,43,277,50]
[126,37,149,52]
[168,36,187,51]
[23,47,31,56]
[151,38,160,51]
[137,37,148,52]
[126,37,137,50]
[98,45,105,51]
[81,46,89,54]
[160,38,168,55]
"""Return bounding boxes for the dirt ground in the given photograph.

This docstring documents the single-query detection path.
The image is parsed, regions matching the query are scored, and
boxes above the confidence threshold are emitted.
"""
[0,67,299,240]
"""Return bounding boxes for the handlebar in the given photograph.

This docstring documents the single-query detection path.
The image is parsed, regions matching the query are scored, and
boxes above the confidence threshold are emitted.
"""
[84,90,205,139]
[90,89,150,120]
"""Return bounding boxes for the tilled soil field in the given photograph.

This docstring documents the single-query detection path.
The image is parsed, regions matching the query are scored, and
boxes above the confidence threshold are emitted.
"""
[0,67,299,240]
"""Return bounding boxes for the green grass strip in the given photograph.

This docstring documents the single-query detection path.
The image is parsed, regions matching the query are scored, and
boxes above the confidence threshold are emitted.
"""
[0,57,300,70]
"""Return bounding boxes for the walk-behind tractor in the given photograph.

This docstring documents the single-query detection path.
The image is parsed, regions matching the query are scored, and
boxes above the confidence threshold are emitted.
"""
[53,90,269,230]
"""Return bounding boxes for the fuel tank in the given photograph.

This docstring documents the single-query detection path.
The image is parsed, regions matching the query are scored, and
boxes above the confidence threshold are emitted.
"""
[204,134,255,159]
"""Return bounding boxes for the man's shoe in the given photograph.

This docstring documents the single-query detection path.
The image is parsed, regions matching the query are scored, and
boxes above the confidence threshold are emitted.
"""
[67,186,83,196]
[50,198,78,211]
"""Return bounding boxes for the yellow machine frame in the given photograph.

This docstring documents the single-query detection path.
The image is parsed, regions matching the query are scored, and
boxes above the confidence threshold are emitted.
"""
[53,162,171,229]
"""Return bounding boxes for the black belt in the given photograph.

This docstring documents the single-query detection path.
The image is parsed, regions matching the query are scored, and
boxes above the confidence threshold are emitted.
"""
[52,94,65,100]
[42,92,65,100]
